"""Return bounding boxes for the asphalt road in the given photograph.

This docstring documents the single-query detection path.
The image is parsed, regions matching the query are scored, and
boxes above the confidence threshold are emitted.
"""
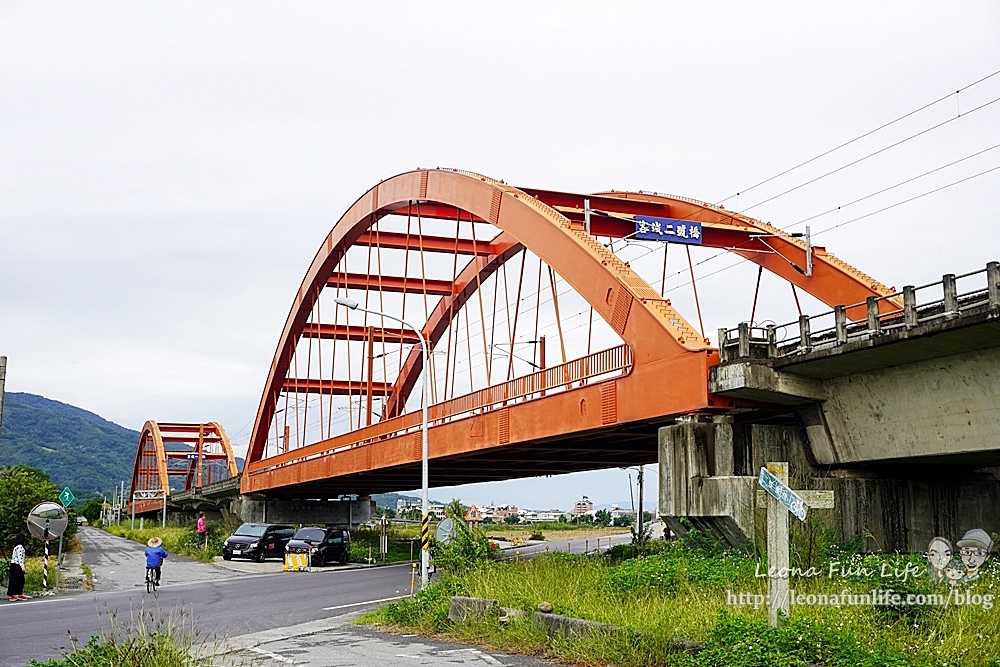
[1,527,634,666]
[0,529,416,667]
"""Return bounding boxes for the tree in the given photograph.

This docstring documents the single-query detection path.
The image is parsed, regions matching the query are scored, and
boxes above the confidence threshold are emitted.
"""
[0,465,64,556]
[445,498,467,520]
[557,514,569,523]
[80,497,104,524]
[571,513,593,525]
[503,514,521,525]
[594,509,612,527]
[401,507,421,521]
[613,514,633,527]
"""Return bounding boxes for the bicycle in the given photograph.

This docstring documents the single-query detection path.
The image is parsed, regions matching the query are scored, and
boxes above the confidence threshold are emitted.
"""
[145,566,159,595]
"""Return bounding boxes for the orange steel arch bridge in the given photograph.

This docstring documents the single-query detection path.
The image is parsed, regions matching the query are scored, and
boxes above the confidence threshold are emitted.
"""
[129,421,239,514]
[239,169,897,500]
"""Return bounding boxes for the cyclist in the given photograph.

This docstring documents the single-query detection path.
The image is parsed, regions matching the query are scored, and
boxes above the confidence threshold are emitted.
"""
[144,536,168,585]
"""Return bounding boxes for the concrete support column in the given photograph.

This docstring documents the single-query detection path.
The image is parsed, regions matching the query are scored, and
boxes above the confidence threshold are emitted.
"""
[235,497,374,527]
[659,420,755,546]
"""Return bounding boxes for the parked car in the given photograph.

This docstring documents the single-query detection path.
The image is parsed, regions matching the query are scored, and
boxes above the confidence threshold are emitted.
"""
[285,526,351,566]
[222,523,295,561]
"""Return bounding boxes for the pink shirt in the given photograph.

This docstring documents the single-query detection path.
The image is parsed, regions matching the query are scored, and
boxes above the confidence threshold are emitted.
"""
[197,517,206,533]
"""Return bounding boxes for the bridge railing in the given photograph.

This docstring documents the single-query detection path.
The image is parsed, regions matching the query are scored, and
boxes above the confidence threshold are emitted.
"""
[253,344,633,471]
[719,261,1000,362]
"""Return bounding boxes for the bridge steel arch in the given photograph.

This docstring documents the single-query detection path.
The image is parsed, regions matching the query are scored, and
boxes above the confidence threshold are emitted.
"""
[129,421,238,515]
[244,169,896,498]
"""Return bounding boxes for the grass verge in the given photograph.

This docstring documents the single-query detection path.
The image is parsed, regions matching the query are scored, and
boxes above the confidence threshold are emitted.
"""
[364,536,1000,666]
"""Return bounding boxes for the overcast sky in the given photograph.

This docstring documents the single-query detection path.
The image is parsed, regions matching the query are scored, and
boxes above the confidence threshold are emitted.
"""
[2,2,998,510]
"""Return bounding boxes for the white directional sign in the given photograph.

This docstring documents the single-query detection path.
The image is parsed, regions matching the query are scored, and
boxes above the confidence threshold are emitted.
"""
[758,467,808,521]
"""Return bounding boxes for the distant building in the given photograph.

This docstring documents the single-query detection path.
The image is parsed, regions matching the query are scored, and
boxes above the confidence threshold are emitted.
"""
[464,505,483,525]
[531,509,566,523]
[573,496,593,515]
[396,498,446,516]
[610,504,635,520]
[482,503,518,522]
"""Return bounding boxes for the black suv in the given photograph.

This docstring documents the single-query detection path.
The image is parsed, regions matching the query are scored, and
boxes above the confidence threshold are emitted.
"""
[285,526,351,566]
[222,523,294,561]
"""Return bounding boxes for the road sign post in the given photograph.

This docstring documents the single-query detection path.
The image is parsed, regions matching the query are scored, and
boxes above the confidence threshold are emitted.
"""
[379,516,389,562]
[757,462,835,627]
[131,489,168,529]
[26,502,69,595]
[54,487,74,589]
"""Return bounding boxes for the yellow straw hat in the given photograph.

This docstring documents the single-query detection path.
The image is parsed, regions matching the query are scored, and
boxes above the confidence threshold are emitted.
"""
[147,537,162,548]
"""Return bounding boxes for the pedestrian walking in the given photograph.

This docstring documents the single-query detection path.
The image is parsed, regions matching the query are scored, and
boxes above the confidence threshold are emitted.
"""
[196,513,207,548]
[7,534,30,601]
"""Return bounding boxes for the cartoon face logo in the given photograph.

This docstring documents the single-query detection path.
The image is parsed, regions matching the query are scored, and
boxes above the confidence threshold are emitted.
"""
[957,529,993,581]
[926,536,953,582]
[944,558,966,587]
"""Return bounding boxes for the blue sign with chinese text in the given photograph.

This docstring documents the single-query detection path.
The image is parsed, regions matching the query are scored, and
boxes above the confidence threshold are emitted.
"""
[634,216,702,244]
[758,467,808,521]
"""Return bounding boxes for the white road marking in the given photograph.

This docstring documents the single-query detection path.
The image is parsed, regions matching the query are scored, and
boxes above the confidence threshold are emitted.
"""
[439,648,502,664]
[395,654,421,659]
[322,594,408,610]
[247,646,298,663]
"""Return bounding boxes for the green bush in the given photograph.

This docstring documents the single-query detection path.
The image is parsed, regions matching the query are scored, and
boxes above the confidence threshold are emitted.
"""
[0,465,77,556]
[430,522,499,575]
[606,551,682,594]
[380,578,460,631]
[671,611,912,667]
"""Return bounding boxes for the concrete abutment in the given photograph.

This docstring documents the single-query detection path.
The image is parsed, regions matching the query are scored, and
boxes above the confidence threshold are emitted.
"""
[658,420,1000,552]
[234,496,374,527]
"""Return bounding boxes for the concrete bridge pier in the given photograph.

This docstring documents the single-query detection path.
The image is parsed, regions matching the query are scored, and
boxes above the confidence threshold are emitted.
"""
[233,496,374,528]
[658,419,1000,553]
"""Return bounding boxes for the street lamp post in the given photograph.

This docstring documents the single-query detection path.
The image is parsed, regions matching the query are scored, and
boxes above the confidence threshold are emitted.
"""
[334,297,431,590]
[622,465,646,544]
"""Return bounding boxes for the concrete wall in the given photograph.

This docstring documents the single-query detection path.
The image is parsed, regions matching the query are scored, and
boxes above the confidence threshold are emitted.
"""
[234,496,374,527]
[808,347,1000,464]
[658,420,1000,552]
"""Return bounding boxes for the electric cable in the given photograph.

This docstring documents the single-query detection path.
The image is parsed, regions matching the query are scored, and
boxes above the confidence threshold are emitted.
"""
[716,69,1000,205]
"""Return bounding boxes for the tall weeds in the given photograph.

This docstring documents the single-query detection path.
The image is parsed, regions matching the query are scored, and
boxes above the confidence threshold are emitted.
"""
[24,603,243,667]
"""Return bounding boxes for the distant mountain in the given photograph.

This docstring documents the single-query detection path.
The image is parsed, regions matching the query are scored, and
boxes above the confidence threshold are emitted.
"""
[0,392,139,496]
[0,392,245,497]
[371,492,422,509]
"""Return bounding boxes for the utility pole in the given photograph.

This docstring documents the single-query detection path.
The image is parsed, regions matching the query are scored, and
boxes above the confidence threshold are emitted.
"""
[0,356,7,442]
[637,465,644,544]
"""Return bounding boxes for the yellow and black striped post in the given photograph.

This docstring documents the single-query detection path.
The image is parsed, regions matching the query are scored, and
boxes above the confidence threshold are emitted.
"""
[420,514,430,553]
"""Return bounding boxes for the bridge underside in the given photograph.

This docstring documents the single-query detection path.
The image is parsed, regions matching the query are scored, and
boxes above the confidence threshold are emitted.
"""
[243,169,897,501]
[254,421,664,499]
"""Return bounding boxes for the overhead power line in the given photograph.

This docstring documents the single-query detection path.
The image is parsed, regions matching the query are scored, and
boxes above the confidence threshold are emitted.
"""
[813,163,1000,238]
[716,69,1000,205]
[737,94,1000,214]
